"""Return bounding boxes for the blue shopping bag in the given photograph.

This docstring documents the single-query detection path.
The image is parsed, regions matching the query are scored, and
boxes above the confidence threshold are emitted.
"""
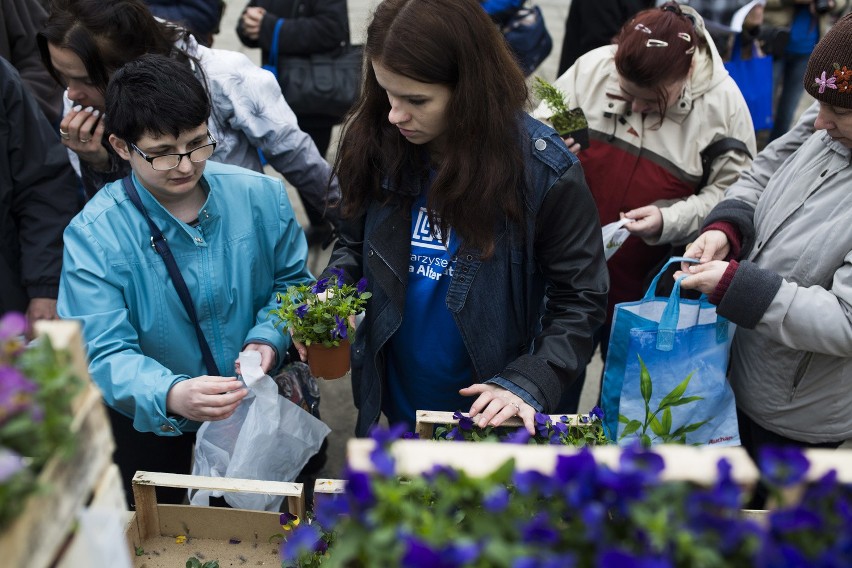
[725,34,774,132]
[601,257,740,446]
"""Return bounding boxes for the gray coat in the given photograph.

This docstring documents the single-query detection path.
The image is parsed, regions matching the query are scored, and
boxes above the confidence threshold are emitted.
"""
[706,115,852,443]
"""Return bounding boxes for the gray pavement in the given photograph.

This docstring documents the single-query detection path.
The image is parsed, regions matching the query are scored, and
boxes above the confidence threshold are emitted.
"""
[215,0,601,479]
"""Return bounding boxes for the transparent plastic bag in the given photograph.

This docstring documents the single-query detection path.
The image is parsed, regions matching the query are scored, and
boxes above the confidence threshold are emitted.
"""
[190,352,331,510]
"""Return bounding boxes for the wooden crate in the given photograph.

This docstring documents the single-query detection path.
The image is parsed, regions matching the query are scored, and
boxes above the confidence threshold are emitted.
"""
[126,471,305,567]
[415,409,589,439]
[0,321,123,568]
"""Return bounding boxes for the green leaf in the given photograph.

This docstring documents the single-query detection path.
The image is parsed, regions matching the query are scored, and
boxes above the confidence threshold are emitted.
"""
[682,420,710,433]
[639,356,652,405]
[661,407,672,435]
[619,419,642,439]
[658,372,693,409]
[665,395,704,407]
[135,546,145,557]
[186,558,202,568]
[618,414,630,424]
[649,414,665,437]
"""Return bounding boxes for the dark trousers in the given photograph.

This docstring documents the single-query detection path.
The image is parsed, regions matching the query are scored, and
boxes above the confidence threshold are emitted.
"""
[737,408,843,508]
[108,406,195,507]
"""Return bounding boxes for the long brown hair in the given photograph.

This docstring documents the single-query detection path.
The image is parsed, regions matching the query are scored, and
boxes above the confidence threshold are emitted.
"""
[334,0,529,257]
[614,2,704,116]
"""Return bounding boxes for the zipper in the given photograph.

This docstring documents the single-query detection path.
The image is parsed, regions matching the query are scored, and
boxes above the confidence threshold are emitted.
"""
[789,352,814,402]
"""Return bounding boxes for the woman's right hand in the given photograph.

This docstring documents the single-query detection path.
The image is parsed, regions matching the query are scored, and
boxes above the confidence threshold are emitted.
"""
[561,136,581,155]
[59,105,109,170]
[681,230,730,272]
[166,375,248,422]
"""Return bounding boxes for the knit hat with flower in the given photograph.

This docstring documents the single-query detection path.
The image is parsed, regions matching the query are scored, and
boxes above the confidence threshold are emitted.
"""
[804,13,852,107]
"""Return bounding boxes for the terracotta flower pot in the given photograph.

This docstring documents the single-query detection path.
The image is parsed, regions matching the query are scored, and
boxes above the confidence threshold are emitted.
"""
[306,339,351,379]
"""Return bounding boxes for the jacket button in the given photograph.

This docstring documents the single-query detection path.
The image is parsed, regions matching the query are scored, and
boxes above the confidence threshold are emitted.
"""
[466,254,473,261]
[160,424,175,433]
[608,102,614,108]
[459,276,466,282]
[368,250,374,257]
[462,266,468,273]
[195,237,203,244]
[535,139,547,151]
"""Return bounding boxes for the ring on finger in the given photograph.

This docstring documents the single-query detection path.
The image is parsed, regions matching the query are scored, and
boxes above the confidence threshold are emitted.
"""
[510,402,520,415]
[59,129,70,140]
[79,138,91,143]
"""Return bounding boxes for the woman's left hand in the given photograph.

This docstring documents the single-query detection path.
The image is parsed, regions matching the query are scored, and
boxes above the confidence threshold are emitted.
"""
[235,342,277,375]
[241,6,265,40]
[460,383,535,434]
[622,206,663,238]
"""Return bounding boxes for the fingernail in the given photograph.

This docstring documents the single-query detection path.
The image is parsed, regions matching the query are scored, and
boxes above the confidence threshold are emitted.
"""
[84,106,93,112]
[72,105,82,112]
[92,109,100,117]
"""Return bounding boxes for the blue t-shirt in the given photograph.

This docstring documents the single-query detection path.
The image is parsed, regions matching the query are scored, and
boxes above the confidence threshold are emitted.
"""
[384,193,473,430]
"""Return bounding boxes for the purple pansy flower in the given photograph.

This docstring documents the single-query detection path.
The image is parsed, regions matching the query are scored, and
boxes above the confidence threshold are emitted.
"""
[503,427,531,444]
[483,486,510,512]
[295,303,309,319]
[356,277,369,294]
[0,312,26,341]
[279,524,322,564]
[329,267,346,285]
[520,513,560,545]
[0,366,38,426]
[311,277,330,294]
[332,315,348,340]
[453,411,474,432]
[591,405,605,421]
[759,446,810,487]
[0,448,25,483]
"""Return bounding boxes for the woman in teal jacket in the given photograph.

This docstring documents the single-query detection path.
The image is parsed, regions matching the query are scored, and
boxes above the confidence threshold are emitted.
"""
[57,55,312,503]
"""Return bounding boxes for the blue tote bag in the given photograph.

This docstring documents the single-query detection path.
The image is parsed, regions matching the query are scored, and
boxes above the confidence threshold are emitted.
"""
[601,258,740,446]
[725,34,774,132]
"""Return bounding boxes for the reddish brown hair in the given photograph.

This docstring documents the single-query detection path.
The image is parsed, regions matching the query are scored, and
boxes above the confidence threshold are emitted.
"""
[614,2,704,116]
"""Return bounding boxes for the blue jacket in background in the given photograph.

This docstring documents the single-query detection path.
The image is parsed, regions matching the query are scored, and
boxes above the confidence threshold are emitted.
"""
[58,161,312,435]
[145,0,221,39]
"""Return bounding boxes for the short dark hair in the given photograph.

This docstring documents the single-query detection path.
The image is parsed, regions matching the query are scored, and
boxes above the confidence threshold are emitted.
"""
[105,54,210,144]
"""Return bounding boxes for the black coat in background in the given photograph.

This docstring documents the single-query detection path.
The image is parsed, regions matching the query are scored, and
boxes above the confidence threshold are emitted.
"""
[0,58,79,315]
[557,0,653,76]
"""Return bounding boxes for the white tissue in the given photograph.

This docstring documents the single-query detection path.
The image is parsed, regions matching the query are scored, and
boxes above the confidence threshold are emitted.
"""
[238,350,265,388]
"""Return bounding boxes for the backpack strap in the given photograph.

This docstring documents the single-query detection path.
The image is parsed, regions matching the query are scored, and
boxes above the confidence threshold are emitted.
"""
[699,137,752,190]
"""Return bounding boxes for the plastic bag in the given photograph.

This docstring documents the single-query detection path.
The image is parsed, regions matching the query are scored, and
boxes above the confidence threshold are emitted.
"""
[190,351,331,510]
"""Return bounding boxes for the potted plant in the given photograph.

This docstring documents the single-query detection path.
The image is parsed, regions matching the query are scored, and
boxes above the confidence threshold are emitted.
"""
[533,77,589,150]
[270,269,371,379]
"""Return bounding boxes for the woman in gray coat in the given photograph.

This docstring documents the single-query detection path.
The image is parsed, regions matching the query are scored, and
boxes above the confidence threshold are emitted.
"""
[677,14,852,456]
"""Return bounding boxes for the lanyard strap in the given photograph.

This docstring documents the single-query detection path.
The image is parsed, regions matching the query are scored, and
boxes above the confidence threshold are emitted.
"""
[121,176,221,376]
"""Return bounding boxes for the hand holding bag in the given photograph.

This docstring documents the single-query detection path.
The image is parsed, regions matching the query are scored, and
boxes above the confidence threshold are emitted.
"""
[601,257,740,447]
[264,4,363,121]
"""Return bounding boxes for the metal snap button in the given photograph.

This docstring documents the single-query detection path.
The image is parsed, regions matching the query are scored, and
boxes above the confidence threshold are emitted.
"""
[535,139,547,151]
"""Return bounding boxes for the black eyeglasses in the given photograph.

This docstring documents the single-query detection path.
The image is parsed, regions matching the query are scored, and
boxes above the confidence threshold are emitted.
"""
[130,131,217,171]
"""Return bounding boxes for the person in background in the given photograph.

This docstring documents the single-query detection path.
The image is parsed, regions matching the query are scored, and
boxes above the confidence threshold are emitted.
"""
[535,2,755,412]
[676,13,852,461]
[0,0,64,124]
[764,0,849,140]
[293,0,608,436]
[145,0,226,47]
[58,54,313,504]
[236,0,349,245]
[38,0,340,232]
[0,58,79,328]
[557,0,653,76]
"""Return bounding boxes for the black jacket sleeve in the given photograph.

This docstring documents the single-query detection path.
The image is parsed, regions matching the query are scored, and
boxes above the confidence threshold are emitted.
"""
[237,0,349,56]
[1,59,80,303]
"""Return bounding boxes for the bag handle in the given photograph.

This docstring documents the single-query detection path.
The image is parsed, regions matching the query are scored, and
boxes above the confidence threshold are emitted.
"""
[267,18,285,71]
[121,176,221,376]
[642,256,697,301]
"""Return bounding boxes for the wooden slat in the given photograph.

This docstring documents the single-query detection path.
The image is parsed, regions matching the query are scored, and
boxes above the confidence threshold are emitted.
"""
[347,438,762,486]
[0,385,116,568]
[314,478,347,494]
[156,504,283,541]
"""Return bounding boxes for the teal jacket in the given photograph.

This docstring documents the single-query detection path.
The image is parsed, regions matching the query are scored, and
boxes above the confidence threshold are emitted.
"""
[58,161,312,435]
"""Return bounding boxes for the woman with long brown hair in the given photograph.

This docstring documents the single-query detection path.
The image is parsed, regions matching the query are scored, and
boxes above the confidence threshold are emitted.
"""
[293,0,608,436]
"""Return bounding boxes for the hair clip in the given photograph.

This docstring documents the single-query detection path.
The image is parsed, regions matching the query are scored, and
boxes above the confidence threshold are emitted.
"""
[646,39,669,47]
[634,23,653,34]
[678,33,692,42]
